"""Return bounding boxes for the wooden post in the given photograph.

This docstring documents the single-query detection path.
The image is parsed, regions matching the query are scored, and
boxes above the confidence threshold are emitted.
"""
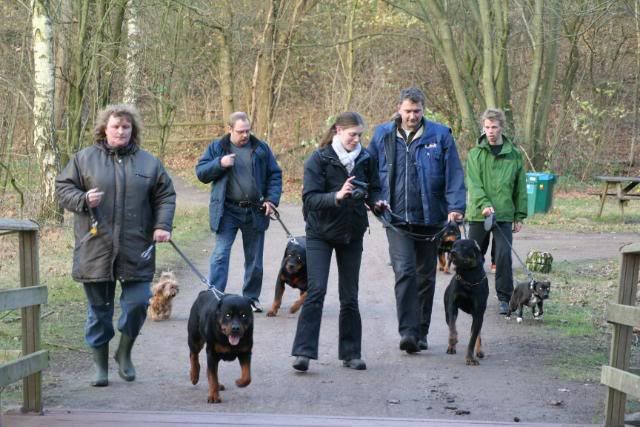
[604,246,640,426]
[598,181,609,217]
[18,229,42,413]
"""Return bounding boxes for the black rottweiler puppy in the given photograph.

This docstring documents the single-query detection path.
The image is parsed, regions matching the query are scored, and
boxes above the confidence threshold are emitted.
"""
[267,237,307,317]
[444,239,489,366]
[188,291,253,403]
[438,222,462,274]
[506,280,551,323]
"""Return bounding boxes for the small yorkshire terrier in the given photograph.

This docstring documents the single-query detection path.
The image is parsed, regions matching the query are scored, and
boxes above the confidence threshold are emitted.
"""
[148,271,179,321]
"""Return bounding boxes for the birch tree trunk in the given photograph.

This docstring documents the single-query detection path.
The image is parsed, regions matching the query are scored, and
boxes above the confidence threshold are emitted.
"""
[123,0,141,104]
[32,0,61,221]
[251,0,277,140]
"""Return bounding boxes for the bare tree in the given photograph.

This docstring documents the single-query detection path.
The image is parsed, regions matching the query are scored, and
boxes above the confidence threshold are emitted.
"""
[32,0,60,221]
[123,0,140,104]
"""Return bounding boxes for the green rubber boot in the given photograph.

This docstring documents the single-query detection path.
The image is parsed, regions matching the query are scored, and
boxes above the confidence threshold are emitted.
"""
[91,344,109,387]
[114,334,136,382]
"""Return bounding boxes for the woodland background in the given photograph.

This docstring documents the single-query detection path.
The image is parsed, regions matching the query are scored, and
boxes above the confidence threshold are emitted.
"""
[0,0,639,221]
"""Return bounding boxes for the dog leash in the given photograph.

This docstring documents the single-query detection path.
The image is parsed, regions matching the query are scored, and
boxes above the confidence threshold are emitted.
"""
[141,240,225,300]
[373,210,451,242]
[484,213,534,283]
[268,206,298,243]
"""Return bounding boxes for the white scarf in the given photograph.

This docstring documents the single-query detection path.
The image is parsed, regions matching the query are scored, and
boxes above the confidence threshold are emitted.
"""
[331,135,361,173]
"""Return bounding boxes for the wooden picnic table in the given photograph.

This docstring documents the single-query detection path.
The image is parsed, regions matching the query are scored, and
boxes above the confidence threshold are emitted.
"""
[595,175,640,221]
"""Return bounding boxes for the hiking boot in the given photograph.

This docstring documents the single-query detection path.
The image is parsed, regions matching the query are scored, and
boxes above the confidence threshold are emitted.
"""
[399,335,419,354]
[418,336,429,350]
[343,359,367,370]
[292,356,309,372]
[499,301,509,315]
[251,300,264,313]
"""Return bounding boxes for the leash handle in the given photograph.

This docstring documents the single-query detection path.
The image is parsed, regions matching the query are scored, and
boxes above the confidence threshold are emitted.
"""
[268,206,295,240]
[168,240,224,299]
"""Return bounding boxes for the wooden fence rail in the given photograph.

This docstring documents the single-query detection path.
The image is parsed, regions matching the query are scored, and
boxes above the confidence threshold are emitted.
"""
[602,242,640,426]
[0,219,48,413]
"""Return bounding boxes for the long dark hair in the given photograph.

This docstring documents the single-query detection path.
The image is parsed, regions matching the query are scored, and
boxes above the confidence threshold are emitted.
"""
[318,112,365,148]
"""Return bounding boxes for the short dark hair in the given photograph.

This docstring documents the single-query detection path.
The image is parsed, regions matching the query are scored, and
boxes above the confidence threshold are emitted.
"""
[319,112,365,147]
[228,112,251,129]
[94,104,142,146]
[397,87,425,107]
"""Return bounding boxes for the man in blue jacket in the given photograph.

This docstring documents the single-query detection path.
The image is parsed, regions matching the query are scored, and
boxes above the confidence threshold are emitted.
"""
[368,88,466,353]
[196,112,282,312]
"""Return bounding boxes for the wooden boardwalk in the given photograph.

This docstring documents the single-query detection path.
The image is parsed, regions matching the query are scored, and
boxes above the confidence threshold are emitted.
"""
[2,409,597,427]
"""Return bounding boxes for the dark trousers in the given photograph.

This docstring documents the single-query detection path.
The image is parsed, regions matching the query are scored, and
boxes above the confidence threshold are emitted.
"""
[469,222,514,302]
[386,226,439,339]
[291,237,363,360]
[480,232,496,264]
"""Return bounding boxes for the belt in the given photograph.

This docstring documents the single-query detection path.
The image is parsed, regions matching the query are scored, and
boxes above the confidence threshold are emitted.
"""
[225,199,256,208]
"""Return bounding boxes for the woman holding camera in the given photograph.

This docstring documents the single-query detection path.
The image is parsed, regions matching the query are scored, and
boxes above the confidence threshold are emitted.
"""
[291,112,388,373]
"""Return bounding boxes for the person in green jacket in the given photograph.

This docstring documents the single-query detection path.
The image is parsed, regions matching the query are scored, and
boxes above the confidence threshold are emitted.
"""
[466,108,527,315]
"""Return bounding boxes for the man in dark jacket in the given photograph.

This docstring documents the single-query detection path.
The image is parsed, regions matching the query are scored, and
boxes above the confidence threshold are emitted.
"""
[368,87,466,353]
[196,112,282,312]
[56,104,176,387]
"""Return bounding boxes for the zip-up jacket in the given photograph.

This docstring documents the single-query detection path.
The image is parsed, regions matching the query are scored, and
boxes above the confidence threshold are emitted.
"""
[56,141,176,283]
[303,146,382,245]
[368,118,466,225]
[195,134,282,232]
[466,134,527,222]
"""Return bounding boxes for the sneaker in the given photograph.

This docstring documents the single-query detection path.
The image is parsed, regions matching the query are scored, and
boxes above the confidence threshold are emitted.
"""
[399,335,419,354]
[251,300,263,313]
[498,301,509,315]
[342,359,367,370]
[490,263,497,273]
[292,356,309,372]
[418,336,429,350]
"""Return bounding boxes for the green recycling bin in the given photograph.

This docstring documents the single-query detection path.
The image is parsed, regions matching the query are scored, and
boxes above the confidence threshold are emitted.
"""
[526,172,555,216]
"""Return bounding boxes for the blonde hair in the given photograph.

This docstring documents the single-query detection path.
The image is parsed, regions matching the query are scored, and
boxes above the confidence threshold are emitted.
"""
[94,104,143,146]
[480,108,506,128]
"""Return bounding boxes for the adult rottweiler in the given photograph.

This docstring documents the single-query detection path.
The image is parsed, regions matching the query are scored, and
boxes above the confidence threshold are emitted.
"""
[438,222,461,274]
[267,237,307,317]
[444,239,489,366]
[506,280,551,323]
[188,290,253,403]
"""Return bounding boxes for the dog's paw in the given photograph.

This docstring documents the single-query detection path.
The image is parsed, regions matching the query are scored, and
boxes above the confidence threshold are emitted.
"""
[235,377,251,388]
[504,315,511,320]
[219,383,226,391]
[289,304,302,314]
[476,350,485,359]
[446,346,456,355]
[516,317,523,323]
[465,357,480,366]
[534,315,543,321]
[266,310,277,317]
[207,395,222,404]
[190,369,199,385]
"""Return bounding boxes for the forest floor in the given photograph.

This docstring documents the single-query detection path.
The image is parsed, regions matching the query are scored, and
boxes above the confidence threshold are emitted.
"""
[12,176,640,425]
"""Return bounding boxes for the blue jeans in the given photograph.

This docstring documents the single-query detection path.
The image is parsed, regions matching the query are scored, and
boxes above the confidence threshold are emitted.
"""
[208,203,265,302]
[83,281,151,348]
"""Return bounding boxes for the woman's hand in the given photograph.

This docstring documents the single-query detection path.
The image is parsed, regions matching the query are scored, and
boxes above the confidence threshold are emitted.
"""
[373,200,390,214]
[85,188,104,208]
[153,229,171,242]
[336,176,356,201]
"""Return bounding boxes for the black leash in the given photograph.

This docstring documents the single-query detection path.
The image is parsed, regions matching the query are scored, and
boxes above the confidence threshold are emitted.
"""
[268,206,298,242]
[141,240,225,300]
[484,213,534,282]
[373,210,451,242]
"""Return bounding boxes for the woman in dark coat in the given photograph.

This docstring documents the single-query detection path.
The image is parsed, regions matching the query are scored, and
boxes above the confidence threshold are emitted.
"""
[56,104,176,387]
[291,112,388,372]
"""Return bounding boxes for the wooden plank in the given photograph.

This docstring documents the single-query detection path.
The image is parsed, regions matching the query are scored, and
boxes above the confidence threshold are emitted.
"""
[606,302,640,327]
[602,366,640,399]
[0,219,39,231]
[2,408,600,427]
[0,350,48,387]
[0,286,47,311]
[621,243,640,254]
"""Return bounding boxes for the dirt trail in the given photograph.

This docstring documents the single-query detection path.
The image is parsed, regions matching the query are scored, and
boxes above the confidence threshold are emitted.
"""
[40,176,638,425]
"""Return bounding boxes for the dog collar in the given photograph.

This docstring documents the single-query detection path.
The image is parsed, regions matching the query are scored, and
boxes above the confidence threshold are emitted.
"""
[454,273,487,287]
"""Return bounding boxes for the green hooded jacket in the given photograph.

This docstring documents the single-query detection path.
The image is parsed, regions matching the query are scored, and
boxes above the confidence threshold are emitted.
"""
[466,134,527,222]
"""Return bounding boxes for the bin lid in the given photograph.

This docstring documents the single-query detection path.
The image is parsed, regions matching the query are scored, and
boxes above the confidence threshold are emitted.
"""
[526,172,555,181]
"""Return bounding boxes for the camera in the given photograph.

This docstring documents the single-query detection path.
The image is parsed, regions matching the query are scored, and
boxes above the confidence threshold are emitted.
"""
[350,179,369,200]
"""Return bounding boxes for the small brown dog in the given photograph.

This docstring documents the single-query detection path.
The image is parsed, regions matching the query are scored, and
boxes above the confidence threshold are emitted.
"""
[148,271,179,321]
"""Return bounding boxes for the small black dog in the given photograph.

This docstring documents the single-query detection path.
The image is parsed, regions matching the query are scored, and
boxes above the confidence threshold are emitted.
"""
[444,239,489,366]
[438,222,462,274]
[188,291,253,403]
[506,280,551,323]
[267,237,307,317]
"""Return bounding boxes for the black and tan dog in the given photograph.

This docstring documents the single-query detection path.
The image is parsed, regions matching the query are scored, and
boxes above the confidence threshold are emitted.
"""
[438,222,461,274]
[444,239,489,366]
[188,290,253,403]
[506,280,551,323]
[267,237,308,317]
